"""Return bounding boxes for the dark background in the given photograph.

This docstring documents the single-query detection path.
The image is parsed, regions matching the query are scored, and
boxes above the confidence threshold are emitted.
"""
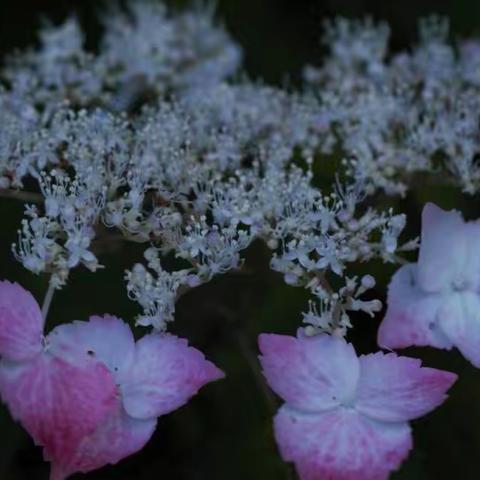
[1,1,480,479]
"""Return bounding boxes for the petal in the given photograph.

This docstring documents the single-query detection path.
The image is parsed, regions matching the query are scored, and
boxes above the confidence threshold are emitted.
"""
[47,315,135,381]
[378,264,453,350]
[48,403,156,480]
[437,292,480,367]
[274,405,412,480]
[258,333,359,412]
[121,333,224,420]
[417,203,466,293]
[463,221,480,289]
[0,353,117,460]
[355,352,457,422]
[0,281,43,361]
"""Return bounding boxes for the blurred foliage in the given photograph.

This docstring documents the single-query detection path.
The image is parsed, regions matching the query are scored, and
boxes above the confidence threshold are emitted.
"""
[1,0,480,479]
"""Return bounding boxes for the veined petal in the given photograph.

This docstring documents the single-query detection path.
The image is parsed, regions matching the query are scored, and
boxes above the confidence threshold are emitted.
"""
[437,291,480,367]
[274,405,412,480]
[378,264,453,350]
[47,315,135,382]
[258,333,359,412]
[48,402,156,480]
[355,352,457,422]
[0,281,44,362]
[121,333,224,420]
[417,203,466,293]
[0,353,117,460]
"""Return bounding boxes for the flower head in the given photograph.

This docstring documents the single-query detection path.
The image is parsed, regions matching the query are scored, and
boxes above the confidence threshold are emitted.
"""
[259,331,456,480]
[43,315,224,479]
[378,202,480,366]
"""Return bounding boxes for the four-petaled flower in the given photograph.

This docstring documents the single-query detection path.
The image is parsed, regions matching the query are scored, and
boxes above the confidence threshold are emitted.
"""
[259,331,456,480]
[46,315,224,479]
[378,202,480,366]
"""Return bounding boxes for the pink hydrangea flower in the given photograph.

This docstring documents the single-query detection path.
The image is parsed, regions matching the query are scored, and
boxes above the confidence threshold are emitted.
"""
[378,202,480,366]
[0,282,224,480]
[0,281,118,472]
[41,314,224,479]
[258,332,457,480]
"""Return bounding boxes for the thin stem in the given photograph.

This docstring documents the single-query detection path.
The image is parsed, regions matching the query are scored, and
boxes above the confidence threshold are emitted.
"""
[315,270,334,294]
[210,303,278,414]
[233,328,295,480]
[312,270,344,333]
[234,328,278,414]
[0,189,44,203]
[41,279,56,322]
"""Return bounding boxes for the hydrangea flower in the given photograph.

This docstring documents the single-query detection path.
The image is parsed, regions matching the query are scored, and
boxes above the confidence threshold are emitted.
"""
[0,282,224,479]
[258,331,456,480]
[378,203,480,366]
[46,315,224,479]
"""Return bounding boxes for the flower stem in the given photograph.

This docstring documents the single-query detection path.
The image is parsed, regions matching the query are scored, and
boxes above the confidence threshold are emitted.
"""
[234,328,278,414]
[41,279,56,322]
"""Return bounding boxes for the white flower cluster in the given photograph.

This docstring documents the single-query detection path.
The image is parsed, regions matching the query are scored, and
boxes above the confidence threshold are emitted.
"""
[2,3,240,112]
[3,3,472,334]
[305,16,480,194]
[13,170,105,286]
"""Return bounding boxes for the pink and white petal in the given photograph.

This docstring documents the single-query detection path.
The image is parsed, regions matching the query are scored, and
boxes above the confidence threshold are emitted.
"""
[378,264,453,350]
[0,281,43,362]
[48,404,157,480]
[0,354,117,460]
[121,333,224,420]
[355,352,457,423]
[417,203,466,293]
[464,221,480,290]
[437,292,480,367]
[258,333,359,412]
[47,315,135,381]
[274,406,412,480]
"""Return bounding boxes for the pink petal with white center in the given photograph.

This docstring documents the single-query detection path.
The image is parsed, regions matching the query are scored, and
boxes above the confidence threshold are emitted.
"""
[274,405,412,480]
[417,203,467,293]
[258,333,359,412]
[378,264,453,350]
[47,315,135,382]
[0,281,43,362]
[121,333,224,420]
[48,401,157,480]
[0,353,117,460]
[355,352,457,422]
[437,292,480,367]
